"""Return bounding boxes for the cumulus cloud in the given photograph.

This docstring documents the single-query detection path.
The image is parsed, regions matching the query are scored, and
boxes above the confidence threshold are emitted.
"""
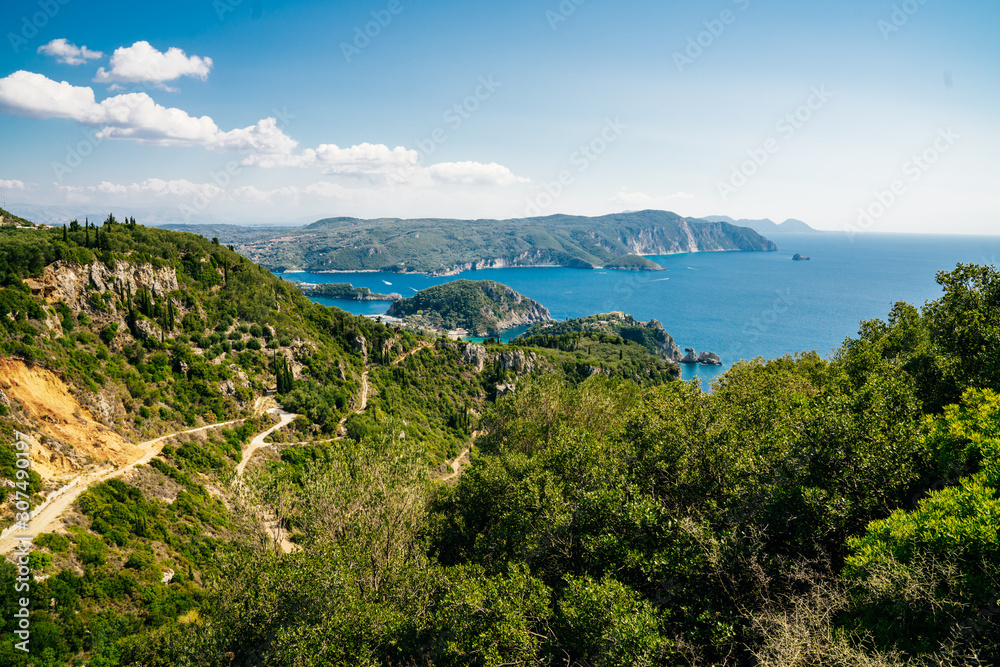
[0,71,296,152]
[94,41,212,89]
[609,190,694,209]
[243,143,528,187]
[0,71,98,120]
[242,142,419,176]
[0,179,26,190]
[427,161,529,186]
[57,178,226,203]
[37,39,104,65]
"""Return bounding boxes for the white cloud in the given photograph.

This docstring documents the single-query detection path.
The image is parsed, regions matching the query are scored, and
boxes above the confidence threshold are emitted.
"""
[609,190,694,209]
[0,71,296,152]
[37,39,104,66]
[57,178,226,203]
[211,117,299,154]
[242,142,419,176]
[0,71,98,120]
[428,161,529,186]
[0,179,26,190]
[94,41,212,89]
[243,143,529,188]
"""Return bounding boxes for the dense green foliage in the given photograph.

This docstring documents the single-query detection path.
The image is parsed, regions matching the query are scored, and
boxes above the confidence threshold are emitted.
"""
[300,282,400,301]
[387,279,551,336]
[3,211,998,667]
[173,210,777,274]
[515,332,680,383]
[521,312,682,361]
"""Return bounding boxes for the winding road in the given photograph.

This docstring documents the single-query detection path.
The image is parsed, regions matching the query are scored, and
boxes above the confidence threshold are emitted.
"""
[234,408,297,476]
[0,417,247,556]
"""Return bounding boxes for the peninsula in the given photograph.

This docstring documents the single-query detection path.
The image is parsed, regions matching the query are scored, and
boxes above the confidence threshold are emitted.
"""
[386,279,552,336]
[177,210,779,275]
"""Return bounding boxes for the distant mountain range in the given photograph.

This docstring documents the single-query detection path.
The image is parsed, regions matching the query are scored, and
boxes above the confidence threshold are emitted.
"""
[163,210,779,275]
[698,216,819,235]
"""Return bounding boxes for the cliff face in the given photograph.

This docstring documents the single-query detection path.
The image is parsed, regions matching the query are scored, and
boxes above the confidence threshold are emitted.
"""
[461,344,539,375]
[25,260,180,311]
[387,279,552,337]
[231,210,778,275]
[23,260,195,349]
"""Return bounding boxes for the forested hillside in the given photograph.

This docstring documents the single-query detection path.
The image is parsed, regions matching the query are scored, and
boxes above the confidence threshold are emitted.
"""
[175,210,779,275]
[2,215,998,666]
[386,279,552,336]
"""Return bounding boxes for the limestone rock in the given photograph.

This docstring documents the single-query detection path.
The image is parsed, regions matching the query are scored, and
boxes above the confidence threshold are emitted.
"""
[462,343,489,372]
[698,351,722,366]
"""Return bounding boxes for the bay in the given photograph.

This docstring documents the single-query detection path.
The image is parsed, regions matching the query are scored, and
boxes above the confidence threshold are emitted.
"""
[289,232,1000,384]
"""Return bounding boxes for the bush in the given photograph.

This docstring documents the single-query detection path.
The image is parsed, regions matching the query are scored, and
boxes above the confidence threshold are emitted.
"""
[34,533,71,553]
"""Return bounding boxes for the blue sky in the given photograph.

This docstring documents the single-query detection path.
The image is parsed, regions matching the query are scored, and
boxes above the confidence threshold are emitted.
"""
[0,0,997,233]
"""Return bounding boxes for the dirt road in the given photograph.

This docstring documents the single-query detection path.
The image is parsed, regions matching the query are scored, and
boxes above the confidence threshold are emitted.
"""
[234,409,297,476]
[0,418,244,556]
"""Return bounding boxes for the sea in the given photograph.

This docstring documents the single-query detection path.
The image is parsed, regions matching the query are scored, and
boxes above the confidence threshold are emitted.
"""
[287,232,1000,385]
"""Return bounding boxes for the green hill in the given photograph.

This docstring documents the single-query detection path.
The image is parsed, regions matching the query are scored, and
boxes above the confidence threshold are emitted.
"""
[387,279,552,336]
[181,209,779,275]
[299,282,401,302]
[3,213,1000,666]
[0,205,34,227]
[520,312,682,361]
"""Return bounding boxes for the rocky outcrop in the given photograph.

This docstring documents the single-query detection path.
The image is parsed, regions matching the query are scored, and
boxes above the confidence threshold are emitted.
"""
[462,343,489,372]
[461,344,538,376]
[427,251,568,277]
[698,351,722,366]
[498,349,538,375]
[351,334,368,358]
[679,348,723,366]
[645,319,682,362]
[25,260,179,311]
[131,318,161,342]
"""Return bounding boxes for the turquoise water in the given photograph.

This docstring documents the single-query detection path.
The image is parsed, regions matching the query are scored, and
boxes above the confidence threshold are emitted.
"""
[289,233,1000,384]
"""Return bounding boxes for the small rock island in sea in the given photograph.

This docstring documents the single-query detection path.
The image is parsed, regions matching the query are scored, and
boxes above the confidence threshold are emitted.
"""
[386,279,552,337]
[792,253,811,261]
[680,348,723,366]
